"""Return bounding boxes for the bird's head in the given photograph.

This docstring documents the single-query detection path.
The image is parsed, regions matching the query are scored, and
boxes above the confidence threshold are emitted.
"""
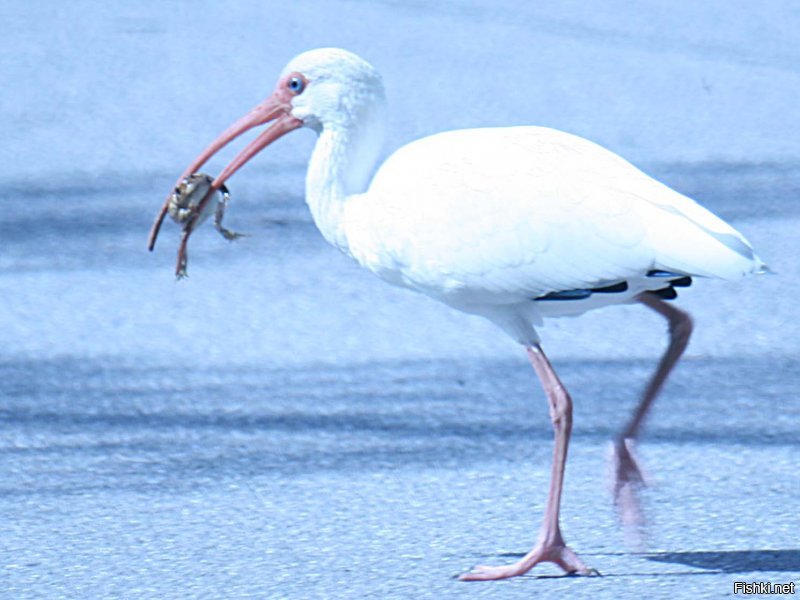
[280,48,385,132]
[176,48,384,192]
[147,48,385,253]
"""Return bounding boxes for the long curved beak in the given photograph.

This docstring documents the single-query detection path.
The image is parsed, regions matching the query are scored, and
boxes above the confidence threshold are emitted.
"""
[148,94,303,251]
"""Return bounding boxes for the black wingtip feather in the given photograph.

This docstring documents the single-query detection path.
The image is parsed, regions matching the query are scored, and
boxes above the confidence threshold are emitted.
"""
[652,287,678,300]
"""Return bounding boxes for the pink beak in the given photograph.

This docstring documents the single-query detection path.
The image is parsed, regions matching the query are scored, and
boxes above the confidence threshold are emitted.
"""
[148,90,303,251]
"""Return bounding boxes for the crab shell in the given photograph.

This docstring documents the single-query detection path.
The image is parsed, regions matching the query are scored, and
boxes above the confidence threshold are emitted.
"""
[167,173,218,225]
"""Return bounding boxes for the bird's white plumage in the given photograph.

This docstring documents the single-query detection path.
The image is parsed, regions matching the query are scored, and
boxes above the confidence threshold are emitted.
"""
[344,127,762,316]
[283,49,764,343]
[229,49,769,577]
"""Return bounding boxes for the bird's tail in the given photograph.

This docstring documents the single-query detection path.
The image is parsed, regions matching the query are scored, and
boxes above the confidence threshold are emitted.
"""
[638,187,766,280]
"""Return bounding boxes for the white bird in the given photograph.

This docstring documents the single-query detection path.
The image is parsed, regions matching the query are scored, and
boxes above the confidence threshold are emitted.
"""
[148,48,766,581]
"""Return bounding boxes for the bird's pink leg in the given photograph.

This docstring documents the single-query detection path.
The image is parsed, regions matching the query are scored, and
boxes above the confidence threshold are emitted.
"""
[460,344,597,581]
[612,292,693,526]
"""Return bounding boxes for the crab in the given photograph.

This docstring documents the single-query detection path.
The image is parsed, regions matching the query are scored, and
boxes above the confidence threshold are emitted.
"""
[150,172,245,279]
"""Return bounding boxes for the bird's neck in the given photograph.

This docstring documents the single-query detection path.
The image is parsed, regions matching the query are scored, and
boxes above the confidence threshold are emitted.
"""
[305,109,385,251]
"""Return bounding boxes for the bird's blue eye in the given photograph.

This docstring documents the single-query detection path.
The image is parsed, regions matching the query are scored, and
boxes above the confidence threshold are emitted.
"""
[288,76,305,94]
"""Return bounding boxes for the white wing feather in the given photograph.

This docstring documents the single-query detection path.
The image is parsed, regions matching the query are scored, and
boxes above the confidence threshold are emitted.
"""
[344,126,763,306]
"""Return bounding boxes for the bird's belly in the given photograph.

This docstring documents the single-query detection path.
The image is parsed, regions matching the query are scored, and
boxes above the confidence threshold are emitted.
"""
[350,233,690,326]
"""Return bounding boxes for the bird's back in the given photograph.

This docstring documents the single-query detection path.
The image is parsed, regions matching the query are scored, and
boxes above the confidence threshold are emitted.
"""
[343,126,764,308]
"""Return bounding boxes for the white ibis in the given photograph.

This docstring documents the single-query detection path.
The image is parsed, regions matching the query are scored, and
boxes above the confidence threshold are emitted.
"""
[148,48,766,580]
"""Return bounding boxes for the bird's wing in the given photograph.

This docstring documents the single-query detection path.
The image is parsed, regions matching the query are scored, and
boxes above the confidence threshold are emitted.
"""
[346,126,762,303]
[628,173,764,280]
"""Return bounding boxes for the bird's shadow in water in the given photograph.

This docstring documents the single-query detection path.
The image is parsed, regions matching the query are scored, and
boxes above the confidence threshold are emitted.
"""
[494,549,800,578]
